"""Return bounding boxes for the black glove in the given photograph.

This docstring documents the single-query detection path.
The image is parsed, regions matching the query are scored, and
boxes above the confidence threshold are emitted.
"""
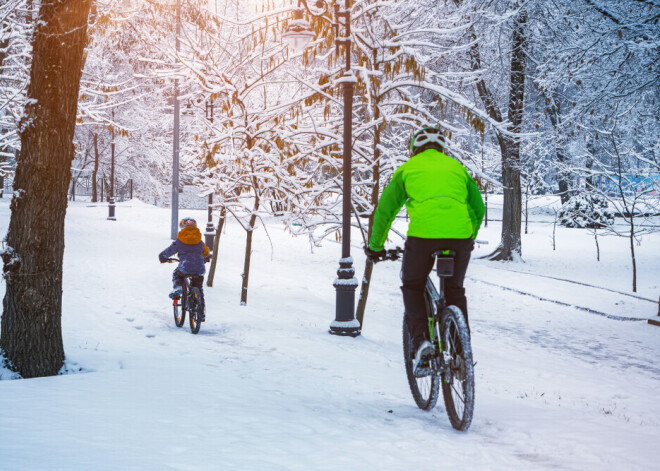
[204,256,212,263]
[158,253,167,263]
[364,246,385,262]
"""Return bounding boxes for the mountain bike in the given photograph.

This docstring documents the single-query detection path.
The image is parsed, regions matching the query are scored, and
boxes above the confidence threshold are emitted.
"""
[165,258,205,335]
[374,247,475,431]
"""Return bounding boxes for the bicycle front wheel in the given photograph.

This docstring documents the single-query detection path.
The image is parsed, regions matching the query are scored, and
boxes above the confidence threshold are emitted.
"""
[440,305,475,431]
[402,314,439,410]
[188,288,202,334]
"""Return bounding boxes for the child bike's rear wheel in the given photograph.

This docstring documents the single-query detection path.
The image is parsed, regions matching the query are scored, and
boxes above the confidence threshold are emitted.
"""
[188,287,202,334]
[440,306,475,431]
[173,298,185,327]
[402,315,440,410]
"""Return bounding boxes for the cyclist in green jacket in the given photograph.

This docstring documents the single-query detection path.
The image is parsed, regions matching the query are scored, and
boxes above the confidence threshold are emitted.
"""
[365,126,485,370]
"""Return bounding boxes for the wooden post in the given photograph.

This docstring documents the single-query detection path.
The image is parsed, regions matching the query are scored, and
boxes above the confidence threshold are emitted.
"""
[484,183,488,227]
[647,294,660,327]
[206,207,225,287]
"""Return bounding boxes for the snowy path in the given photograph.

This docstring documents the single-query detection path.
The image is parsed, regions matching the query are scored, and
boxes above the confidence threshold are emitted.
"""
[1,200,659,470]
[468,263,655,321]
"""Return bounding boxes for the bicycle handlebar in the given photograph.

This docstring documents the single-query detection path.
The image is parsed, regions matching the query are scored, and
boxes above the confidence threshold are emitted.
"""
[371,247,403,263]
[163,257,210,263]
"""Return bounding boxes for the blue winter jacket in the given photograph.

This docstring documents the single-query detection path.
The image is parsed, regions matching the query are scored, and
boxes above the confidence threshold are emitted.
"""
[160,226,210,276]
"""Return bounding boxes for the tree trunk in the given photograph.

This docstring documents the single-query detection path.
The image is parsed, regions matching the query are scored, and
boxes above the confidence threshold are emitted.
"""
[484,184,488,227]
[487,8,527,261]
[629,221,637,293]
[490,136,523,260]
[356,258,374,328]
[0,0,92,378]
[467,8,526,261]
[552,210,558,251]
[240,213,258,305]
[555,146,571,204]
[206,206,226,288]
[92,132,99,202]
[524,189,529,234]
[546,97,571,204]
[355,118,382,328]
[585,143,595,192]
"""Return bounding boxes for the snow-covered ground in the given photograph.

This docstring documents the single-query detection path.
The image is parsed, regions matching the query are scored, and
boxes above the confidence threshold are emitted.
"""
[1,196,659,471]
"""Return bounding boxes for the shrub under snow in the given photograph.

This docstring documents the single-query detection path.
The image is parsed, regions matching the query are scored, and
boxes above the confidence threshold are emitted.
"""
[558,193,615,228]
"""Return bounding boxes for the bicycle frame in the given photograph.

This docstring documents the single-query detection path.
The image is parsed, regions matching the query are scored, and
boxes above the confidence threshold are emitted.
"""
[425,251,457,368]
[425,277,441,345]
[179,276,199,311]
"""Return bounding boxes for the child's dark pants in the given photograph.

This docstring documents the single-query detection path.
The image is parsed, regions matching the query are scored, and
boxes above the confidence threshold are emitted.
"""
[173,268,205,310]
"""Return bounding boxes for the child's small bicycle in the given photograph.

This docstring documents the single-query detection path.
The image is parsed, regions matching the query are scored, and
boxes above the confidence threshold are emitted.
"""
[375,247,475,431]
[165,258,205,335]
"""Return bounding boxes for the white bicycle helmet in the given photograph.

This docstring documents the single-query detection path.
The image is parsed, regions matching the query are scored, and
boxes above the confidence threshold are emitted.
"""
[409,126,445,154]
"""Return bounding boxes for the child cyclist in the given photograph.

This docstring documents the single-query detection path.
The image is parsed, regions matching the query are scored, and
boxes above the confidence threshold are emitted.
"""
[159,217,210,320]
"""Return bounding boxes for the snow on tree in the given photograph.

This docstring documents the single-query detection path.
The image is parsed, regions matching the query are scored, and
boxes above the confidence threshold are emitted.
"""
[165,0,316,304]
[532,0,659,204]
[0,0,36,189]
[73,0,187,204]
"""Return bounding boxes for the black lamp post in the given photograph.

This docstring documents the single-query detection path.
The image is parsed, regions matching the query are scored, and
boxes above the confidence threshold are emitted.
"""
[171,0,181,240]
[205,193,215,252]
[107,116,116,221]
[283,0,360,337]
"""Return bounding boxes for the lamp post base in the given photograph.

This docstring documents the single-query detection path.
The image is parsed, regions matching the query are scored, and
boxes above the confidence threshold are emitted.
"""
[329,319,361,337]
[205,222,215,253]
[107,198,116,221]
[330,257,360,337]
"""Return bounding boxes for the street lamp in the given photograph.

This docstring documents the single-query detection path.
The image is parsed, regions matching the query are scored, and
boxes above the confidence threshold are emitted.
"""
[283,0,360,337]
[282,7,315,50]
[107,112,116,221]
[205,193,215,252]
[171,0,181,240]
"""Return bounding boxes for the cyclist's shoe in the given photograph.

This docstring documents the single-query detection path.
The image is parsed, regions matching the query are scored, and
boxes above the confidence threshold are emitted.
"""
[169,287,182,299]
[413,340,434,377]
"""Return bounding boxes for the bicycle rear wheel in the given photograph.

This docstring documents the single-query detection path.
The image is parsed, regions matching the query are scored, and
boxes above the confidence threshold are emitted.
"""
[188,287,202,334]
[173,297,185,327]
[440,305,475,431]
[402,314,439,410]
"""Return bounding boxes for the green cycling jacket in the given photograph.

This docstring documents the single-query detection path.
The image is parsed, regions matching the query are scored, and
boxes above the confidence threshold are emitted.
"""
[369,149,486,251]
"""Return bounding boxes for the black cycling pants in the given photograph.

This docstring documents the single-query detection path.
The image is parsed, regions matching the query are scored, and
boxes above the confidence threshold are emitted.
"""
[401,236,473,342]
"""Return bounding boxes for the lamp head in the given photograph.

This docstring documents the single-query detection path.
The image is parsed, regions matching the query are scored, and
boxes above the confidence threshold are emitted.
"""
[283,7,315,50]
